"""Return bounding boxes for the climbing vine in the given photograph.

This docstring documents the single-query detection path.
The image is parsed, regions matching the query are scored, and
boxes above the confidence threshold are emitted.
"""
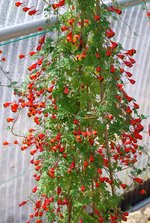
[2,0,149,222]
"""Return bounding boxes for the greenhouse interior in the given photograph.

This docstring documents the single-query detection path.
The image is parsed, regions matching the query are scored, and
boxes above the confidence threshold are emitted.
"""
[0,0,150,222]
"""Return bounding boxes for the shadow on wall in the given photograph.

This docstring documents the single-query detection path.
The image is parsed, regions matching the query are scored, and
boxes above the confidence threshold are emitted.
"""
[120,179,150,211]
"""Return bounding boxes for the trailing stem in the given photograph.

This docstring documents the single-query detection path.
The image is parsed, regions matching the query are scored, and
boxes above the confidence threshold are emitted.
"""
[105,124,115,196]
[67,197,73,223]
[96,0,104,102]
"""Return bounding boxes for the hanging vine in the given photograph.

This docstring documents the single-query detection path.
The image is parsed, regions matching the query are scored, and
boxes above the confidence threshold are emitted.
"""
[2,0,149,222]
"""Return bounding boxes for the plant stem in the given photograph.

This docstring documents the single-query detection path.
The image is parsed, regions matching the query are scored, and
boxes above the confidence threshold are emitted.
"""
[43,0,51,6]
[74,206,83,222]
[11,108,25,138]
[67,197,72,223]
[105,124,115,196]
[0,65,12,83]
[96,0,104,102]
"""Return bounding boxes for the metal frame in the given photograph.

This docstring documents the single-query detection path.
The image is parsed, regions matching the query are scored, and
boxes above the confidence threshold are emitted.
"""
[0,0,149,42]
[0,17,57,42]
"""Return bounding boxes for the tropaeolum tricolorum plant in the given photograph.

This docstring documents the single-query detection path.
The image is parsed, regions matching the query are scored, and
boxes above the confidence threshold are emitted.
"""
[3,0,148,222]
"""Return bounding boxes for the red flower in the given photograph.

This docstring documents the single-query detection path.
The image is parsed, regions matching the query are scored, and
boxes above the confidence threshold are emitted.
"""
[70,161,75,169]
[97,76,104,82]
[19,54,26,59]
[97,168,102,174]
[66,32,73,42]
[38,35,46,45]
[124,94,133,102]
[15,2,24,7]
[11,103,19,112]
[110,214,117,221]
[52,3,59,9]
[124,61,133,67]
[96,66,101,72]
[74,119,79,125]
[28,63,37,71]
[99,216,104,223]
[122,212,129,217]
[89,154,94,162]
[37,27,43,31]
[59,0,65,6]
[89,138,94,145]
[106,50,112,57]
[1,57,6,61]
[7,117,14,122]
[96,53,100,58]
[125,71,132,77]
[30,149,37,156]
[23,7,32,12]
[3,102,11,108]
[36,45,42,51]
[116,83,123,90]
[38,133,45,140]
[107,114,113,120]
[95,181,100,187]
[139,189,146,195]
[129,57,136,64]
[107,6,122,15]
[37,58,43,66]
[99,177,104,183]
[28,9,39,16]
[48,197,54,204]
[52,0,65,9]
[21,146,28,151]
[48,168,55,178]
[115,8,122,15]
[14,140,19,144]
[94,15,100,21]
[29,51,36,56]
[147,12,150,17]
[35,200,41,208]
[125,107,132,114]
[35,175,40,181]
[36,220,42,223]
[125,49,136,56]
[80,185,85,192]
[106,28,115,38]
[68,19,75,25]
[117,54,124,60]
[110,41,118,49]
[120,184,127,189]
[83,161,88,167]
[133,177,143,184]
[3,141,9,146]
[121,216,128,221]
[61,25,68,31]
[133,102,139,109]
[64,87,69,94]
[133,132,143,140]
[128,78,136,84]
[47,86,54,93]
[110,65,115,73]
[57,186,62,195]
[19,200,28,207]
